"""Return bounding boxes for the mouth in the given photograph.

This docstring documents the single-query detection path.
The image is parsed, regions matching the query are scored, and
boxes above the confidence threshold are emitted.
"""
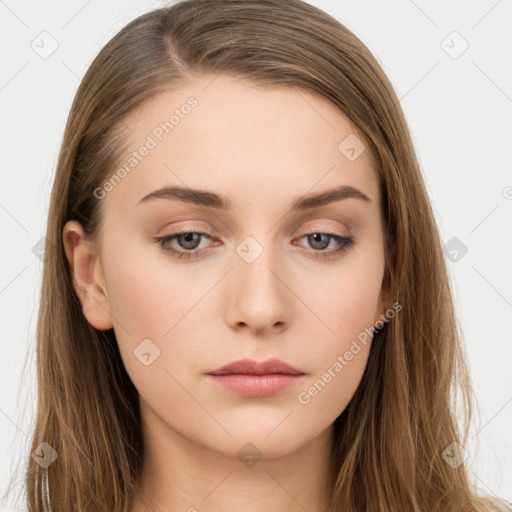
[205,358,306,398]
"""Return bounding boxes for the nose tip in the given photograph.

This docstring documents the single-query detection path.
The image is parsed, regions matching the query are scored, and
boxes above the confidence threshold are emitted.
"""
[225,255,290,336]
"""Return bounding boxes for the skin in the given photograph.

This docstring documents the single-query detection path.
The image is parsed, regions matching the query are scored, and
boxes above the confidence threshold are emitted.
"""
[63,74,392,512]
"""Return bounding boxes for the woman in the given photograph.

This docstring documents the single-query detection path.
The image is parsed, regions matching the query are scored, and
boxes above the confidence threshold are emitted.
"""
[25,0,511,510]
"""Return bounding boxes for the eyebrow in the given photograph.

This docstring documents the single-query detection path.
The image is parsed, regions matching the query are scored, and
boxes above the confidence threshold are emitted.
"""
[137,184,372,210]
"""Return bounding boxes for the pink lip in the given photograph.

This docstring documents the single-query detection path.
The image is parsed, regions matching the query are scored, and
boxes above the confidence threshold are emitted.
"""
[207,358,305,376]
[205,358,306,398]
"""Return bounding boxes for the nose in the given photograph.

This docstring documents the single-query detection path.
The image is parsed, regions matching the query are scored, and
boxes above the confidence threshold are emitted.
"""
[224,242,291,336]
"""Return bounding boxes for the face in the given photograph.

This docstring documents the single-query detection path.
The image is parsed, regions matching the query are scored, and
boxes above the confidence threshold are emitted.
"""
[64,74,392,461]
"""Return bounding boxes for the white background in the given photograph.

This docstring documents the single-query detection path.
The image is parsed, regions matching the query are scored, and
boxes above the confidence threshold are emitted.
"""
[1,0,511,509]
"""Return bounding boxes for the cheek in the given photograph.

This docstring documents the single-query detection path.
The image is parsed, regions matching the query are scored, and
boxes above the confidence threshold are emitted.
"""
[105,261,197,414]
[295,343,370,429]
[104,233,201,338]
[309,262,384,351]
[294,257,383,411]
[102,238,215,391]
[294,284,377,418]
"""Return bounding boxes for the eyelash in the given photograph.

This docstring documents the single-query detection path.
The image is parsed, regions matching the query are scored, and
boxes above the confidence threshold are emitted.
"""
[155,228,355,261]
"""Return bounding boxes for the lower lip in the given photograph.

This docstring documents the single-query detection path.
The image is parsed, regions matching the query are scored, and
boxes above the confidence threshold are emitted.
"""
[206,373,305,398]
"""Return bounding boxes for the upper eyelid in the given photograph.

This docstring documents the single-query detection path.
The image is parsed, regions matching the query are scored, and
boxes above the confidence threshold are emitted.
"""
[161,227,349,239]
[161,219,350,236]
[160,223,215,236]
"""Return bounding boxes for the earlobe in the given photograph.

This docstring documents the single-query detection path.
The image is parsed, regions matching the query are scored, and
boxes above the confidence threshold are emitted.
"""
[62,220,114,331]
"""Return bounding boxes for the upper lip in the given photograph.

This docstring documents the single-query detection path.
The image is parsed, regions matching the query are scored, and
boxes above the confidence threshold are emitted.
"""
[207,358,305,376]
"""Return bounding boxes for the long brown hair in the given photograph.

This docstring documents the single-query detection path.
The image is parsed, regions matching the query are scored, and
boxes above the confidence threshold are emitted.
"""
[23,0,510,510]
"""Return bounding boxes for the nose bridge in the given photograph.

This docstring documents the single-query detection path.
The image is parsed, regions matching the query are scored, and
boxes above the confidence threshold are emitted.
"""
[225,233,290,333]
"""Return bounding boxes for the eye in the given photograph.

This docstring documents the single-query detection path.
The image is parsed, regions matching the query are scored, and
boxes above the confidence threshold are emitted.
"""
[155,229,355,261]
[156,229,218,260]
[294,232,355,260]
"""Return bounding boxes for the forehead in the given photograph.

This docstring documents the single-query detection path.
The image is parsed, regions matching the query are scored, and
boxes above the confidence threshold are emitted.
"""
[103,74,380,215]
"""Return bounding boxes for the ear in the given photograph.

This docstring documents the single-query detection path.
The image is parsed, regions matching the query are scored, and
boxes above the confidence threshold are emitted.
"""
[62,220,114,331]
[374,244,395,325]
[374,279,393,325]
